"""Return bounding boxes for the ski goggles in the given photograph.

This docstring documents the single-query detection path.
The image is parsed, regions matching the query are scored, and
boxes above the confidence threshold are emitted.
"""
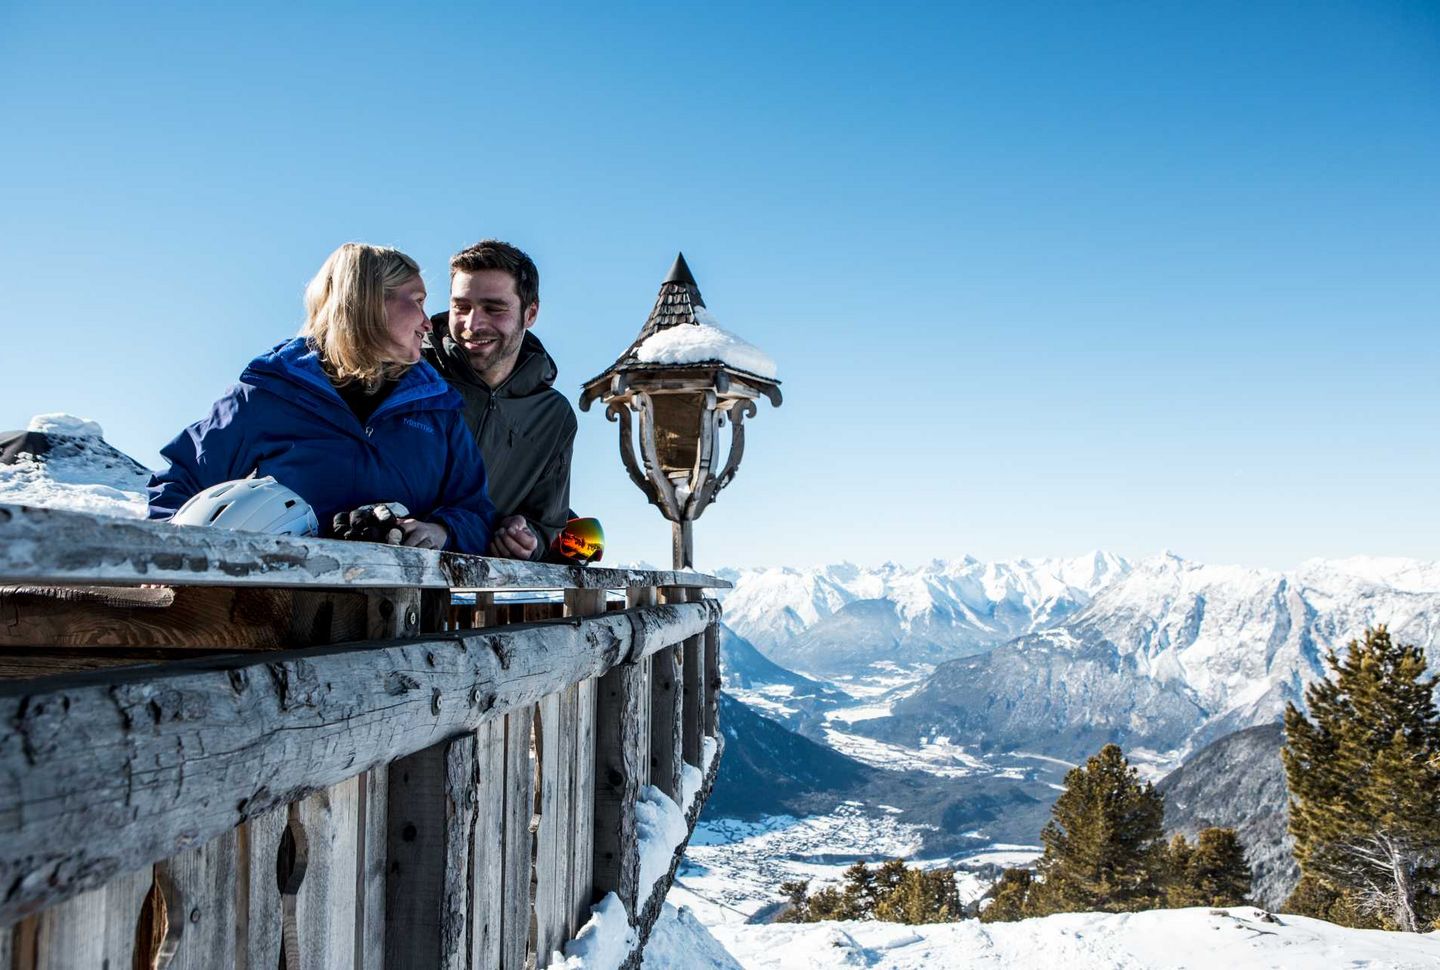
[551,517,605,565]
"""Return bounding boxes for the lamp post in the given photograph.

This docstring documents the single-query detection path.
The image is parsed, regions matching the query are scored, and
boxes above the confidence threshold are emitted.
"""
[580,253,781,569]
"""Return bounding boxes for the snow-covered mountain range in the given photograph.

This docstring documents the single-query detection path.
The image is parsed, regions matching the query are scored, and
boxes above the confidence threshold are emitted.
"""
[720,553,1440,763]
[716,554,1131,675]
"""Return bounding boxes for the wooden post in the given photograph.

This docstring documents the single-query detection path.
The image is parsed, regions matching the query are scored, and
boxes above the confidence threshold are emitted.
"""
[591,588,650,919]
[499,706,535,970]
[564,589,604,938]
[703,612,720,740]
[670,521,693,572]
[681,587,705,769]
[651,588,686,803]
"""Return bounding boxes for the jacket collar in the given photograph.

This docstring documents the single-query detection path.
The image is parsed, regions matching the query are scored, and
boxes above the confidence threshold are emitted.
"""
[427,322,559,398]
[242,338,462,427]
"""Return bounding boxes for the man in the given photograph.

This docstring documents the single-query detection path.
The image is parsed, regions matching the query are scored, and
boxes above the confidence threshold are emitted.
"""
[423,240,576,560]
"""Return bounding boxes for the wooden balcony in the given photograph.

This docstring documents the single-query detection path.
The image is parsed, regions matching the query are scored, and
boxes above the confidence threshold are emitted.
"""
[0,503,727,969]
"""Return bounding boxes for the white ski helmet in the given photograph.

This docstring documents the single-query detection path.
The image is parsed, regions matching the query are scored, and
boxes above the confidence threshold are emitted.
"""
[171,476,319,536]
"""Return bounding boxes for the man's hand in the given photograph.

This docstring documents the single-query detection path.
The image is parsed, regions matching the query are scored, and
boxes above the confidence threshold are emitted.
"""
[397,518,448,550]
[487,515,538,559]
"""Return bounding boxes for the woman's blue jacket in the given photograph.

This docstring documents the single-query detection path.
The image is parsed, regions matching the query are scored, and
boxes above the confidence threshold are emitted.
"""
[147,337,496,553]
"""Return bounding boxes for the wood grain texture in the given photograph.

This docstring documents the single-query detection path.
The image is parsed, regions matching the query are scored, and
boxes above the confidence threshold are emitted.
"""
[155,828,237,970]
[571,676,596,935]
[440,734,478,970]
[355,766,387,970]
[31,885,104,969]
[295,777,360,970]
[0,504,727,592]
[703,620,720,739]
[500,707,535,970]
[681,590,705,768]
[469,719,505,970]
[591,658,644,915]
[241,806,286,970]
[0,586,293,651]
[0,601,717,924]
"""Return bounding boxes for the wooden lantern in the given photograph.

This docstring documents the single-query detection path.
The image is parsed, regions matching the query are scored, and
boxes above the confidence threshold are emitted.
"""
[580,253,781,568]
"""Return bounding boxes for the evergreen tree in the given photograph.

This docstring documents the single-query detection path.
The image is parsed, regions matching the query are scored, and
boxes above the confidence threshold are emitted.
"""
[1166,828,1252,907]
[776,879,811,923]
[1282,626,1440,932]
[979,868,1034,923]
[1030,744,1167,914]
[875,867,961,924]
[775,859,963,925]
[1164,834,1201,907]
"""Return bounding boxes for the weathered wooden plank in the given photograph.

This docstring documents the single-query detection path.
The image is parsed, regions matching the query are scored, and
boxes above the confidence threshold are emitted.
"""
[288,590,371,646]
[241,805,286,970]
[0,601,717,924]
[650,589,688,804]
[441,734,478,970]
[31,884,104,968]
[0,921,10,969]
[591,657,644,917]
[682,590,705,768]
[0,585,294,651]
[564,587,605,933]
[500,707,536,970]
[628,586,658,796]
[355,766,387,970]
[649,642,684,804]
[100,867,152,970]
[0,504,728,591]
[533,690,565,966]
[383,735,475,970]
[571,676,596,934]
[156,827,237,970]
[295,776,360,970]
[704,619,720,739]
[469,719,505,970]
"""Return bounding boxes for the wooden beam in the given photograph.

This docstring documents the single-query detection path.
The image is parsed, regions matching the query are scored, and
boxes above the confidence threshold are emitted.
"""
[704,620,720,739]
[0,601,717,926]
[649,588,688,804]
[681,589,705,768]
[499,707,535,970]
[0,504,728,591]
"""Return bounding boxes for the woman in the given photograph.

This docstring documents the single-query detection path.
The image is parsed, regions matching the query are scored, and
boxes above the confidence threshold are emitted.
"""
[148,243,495,553]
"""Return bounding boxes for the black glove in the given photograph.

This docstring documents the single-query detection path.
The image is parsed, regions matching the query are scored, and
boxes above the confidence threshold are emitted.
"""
[330,502,409,544]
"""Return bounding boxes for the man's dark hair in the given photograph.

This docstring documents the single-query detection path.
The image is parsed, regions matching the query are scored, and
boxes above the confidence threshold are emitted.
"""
[450,240,540,309]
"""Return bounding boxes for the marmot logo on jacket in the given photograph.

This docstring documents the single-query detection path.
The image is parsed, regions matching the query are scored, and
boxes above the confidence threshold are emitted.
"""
[403,417,436,434]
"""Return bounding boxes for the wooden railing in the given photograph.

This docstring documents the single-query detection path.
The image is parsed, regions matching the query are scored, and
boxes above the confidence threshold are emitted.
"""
[0,503,727,970]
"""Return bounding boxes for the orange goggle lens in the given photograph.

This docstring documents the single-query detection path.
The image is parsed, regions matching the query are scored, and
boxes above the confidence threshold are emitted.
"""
[551,517,605,564]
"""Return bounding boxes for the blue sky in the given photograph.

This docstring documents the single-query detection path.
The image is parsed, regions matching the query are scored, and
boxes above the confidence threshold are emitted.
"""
[2,1,1437,570]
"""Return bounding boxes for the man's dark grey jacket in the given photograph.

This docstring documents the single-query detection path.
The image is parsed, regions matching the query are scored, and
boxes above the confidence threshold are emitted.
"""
[423,320,576,560]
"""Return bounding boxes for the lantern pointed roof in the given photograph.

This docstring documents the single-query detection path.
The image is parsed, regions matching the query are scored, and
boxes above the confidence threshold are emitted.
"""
[623,251,707,356]
[579,252,782,410]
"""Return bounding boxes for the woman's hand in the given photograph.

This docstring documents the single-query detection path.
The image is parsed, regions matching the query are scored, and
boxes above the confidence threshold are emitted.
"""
[397,518,448,550]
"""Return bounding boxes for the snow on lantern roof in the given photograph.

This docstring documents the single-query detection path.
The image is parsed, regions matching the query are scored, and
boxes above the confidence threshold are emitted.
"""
[582,253,781,402]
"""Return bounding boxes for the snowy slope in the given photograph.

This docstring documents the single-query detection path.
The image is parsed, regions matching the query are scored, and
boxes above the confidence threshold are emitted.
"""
[687,907,1440,970]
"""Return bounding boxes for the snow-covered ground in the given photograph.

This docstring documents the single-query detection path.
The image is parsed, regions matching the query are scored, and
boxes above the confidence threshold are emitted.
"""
[674,803,933,925]
[645,905,1440,970]
[0,414,150,518]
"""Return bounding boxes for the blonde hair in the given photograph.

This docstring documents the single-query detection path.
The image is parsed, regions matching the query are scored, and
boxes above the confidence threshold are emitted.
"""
[300,243,422,385]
